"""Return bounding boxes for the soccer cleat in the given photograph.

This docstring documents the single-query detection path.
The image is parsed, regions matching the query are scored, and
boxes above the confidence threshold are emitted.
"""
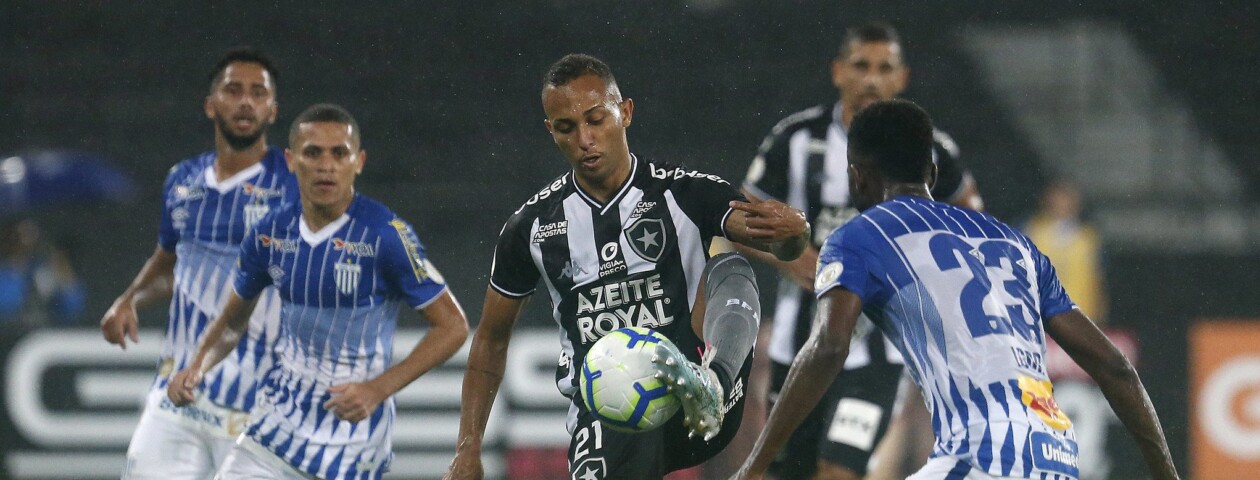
[651,339,724,441]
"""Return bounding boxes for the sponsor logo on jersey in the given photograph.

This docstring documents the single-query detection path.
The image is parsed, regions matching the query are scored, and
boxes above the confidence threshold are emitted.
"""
[575,274,674,343]
[516,175,569,214]
[1031,431,1080,477]
[624,217,667,262]
[242,182,284,199]
[257,234,299,253]
[173,185,205,201]
[243,204,269,228]
[629,201,656,220]
[267,265,285,285]
[1019,374,1073,431]
[532,221,568,244]
[333,237,376,257]
[648,163,730,185]
[334,260,362,296]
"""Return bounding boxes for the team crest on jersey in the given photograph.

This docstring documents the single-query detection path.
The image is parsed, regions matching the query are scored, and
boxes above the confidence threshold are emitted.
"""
[333,238,376,257]
[243,204,269,227]
[571,457,606,480]
[624,217,667,262]
[334,260,362,296]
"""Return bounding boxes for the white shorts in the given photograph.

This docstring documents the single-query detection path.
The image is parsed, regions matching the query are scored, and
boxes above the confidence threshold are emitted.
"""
[216,434,316,480]
[123,389,249,479]
[908,457,1072,480]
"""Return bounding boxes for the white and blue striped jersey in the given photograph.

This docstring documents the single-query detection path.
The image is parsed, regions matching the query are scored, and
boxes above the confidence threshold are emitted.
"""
[816,196,1081,480]
[156,147,296,412]
[234,193,448,480]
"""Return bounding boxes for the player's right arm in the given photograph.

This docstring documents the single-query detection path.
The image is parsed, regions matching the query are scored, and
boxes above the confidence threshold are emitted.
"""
[445,288,526,480]
[167,290,256,405]
[1045,309,1179,480]
[100,246,175,349]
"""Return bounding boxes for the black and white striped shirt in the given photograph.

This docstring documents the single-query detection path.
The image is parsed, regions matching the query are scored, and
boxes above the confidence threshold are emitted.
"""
[744,102,972,369]
[491,155,744,405]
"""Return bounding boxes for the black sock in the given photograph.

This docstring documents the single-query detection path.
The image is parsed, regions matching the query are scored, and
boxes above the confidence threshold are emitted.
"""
[700,253,760,394]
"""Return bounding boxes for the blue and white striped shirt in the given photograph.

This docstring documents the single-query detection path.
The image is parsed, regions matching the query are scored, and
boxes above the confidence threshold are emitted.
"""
[156,147,295,412]
[816,196,1080,480]
[234,193,447,480]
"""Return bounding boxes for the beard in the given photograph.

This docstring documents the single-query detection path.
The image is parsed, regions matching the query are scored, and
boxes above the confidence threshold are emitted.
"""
[215,114,270,151]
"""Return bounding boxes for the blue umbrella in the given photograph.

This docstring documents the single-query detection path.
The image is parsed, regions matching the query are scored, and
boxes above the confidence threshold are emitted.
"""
[0,150,137,211]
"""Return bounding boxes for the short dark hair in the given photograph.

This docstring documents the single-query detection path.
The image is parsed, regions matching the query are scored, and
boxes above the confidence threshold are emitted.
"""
[289,103,361,148]
[208,46,279,93]
[543,53,619,92]
[848,99,934,183]
[838,22,901,59]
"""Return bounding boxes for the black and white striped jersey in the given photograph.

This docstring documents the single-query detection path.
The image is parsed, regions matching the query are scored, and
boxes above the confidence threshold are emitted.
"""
[491,155,745,404]
[744,102,973,369]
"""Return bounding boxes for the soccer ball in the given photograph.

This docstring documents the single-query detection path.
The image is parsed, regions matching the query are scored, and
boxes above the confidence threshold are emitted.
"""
[579,327,681,433]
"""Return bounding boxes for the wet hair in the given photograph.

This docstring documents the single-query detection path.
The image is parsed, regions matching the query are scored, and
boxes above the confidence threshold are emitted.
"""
[848,99,934,183]
[838,22,902,59]
[288,103,361,148]
[543,53,619,93]
[208,46,279,94]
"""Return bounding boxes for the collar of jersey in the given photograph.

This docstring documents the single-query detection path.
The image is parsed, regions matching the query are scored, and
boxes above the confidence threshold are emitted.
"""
[573,153,639,215]
[299,212,350,246]
[203,160,264,194]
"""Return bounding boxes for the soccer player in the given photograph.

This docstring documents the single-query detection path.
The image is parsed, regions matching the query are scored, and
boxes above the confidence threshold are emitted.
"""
[732,99,1178,480]
[99,47,295,479]
[740,22,982,479]
[444,54,810,480]
[168,104,470,479]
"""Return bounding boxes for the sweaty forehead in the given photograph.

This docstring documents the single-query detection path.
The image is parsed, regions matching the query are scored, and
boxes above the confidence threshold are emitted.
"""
[542,75,619,120]
[296,122,356,147]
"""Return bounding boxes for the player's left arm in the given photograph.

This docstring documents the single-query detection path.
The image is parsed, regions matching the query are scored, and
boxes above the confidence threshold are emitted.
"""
[725,197,810,262]
[324,220,470,423]
[732,286,862,480]
[1045,309,1179,480]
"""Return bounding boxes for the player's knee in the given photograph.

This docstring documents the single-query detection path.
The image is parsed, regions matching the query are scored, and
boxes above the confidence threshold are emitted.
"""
[812,461,863,480]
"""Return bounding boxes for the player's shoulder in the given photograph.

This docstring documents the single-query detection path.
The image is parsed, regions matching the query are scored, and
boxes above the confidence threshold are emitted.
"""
[508,170,573,220]
[640,157,733,189]
[348,193,404,228]
[931,128,961,160]
[165,151,215,182]
[767,103,832,138]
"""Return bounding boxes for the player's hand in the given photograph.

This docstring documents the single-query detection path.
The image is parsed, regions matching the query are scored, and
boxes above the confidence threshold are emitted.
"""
[784,246,819,292]
[443,451,485,480]
[324,382,389,423]
[100,296,140,350]
[167,368,202,406]
[730,198,808,242]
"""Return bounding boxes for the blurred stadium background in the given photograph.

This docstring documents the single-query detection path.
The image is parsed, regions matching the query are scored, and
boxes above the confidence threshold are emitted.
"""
[2,1,1257,478]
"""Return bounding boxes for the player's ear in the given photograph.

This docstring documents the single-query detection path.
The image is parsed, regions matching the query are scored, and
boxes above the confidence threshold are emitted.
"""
[283,149,296,172]
[925,161,938,190]
[620,98,634,127]
[893,65,910,95]
[544,119,554,134]
[831,57,846,89]
[355,150,366,175]
[204,96,215,120]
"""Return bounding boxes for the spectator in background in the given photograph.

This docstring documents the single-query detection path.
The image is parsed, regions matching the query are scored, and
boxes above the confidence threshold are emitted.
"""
[0,217,86,327]
[1023,180,1108,324]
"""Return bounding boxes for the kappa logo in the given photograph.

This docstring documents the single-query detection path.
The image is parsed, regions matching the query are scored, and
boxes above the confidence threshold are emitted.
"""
[624,217,667,262]
[334,260,362,296]
[560,260,588,279]
[333,238,376,257]
[171,208,189,230]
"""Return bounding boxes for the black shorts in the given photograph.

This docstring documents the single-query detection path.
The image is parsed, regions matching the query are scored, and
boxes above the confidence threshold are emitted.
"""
[767,360,903,478]
[567,352,753,480]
